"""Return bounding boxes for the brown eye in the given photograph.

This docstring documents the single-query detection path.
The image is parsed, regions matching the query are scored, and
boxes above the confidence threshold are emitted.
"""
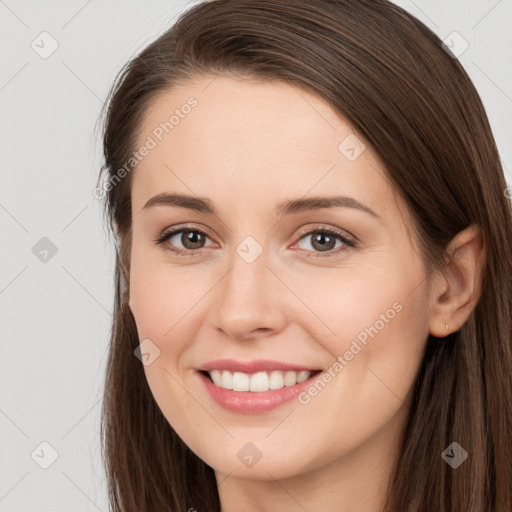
[154,227,213,255]
[309,231,337,252]
[293,227,356,258]
[154,225,356,258]
[178,230,207,250]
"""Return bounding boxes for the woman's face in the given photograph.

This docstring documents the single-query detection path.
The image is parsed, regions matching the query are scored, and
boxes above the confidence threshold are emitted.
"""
[128,75,432,480]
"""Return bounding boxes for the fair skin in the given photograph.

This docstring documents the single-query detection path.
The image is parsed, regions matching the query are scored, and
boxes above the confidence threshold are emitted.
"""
[127,75,484,512]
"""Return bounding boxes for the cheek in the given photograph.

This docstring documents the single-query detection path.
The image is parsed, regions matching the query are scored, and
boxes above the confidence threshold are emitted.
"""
[294,263,430,403]
[129,248,213,365]
[130,243,185,329]
[129,254,209,442]
[329,283,427,409]
[286,262,423,350]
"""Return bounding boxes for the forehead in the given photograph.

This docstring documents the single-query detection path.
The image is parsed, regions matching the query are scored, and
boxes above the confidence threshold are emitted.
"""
[130,75,398,222]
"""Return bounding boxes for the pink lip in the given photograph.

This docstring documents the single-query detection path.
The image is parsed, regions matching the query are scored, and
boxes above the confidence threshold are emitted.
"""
[197,358,318,373]
[196,368,322,415]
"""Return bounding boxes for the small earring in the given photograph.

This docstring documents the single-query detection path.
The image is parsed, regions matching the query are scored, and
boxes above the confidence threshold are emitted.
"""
[445,323,449,331]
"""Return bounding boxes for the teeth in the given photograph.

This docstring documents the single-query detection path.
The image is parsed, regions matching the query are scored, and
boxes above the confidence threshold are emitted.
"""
[269,371,284,390]
[296,370,310,383]
[284,371,297,386]
[233,372,250,391]
[206,369,313,392]
[210,369,222,387]
[250,371,268,392]
[221,370,233,390]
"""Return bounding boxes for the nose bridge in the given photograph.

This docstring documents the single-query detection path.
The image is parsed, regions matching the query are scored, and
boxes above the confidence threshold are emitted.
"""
[213,234,285,339]
[223,234,270,305]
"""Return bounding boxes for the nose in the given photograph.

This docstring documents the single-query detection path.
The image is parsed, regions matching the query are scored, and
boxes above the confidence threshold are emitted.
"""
[213,245,287,341]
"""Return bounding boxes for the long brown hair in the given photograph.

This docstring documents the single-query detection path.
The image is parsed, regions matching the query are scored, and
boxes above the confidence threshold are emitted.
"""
[96,1,512,510]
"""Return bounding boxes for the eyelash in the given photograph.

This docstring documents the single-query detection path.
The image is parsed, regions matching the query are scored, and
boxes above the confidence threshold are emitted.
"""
[152,224,357,258]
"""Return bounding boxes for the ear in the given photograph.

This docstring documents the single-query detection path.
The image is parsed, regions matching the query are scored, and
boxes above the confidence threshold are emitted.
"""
[428,223,486,337]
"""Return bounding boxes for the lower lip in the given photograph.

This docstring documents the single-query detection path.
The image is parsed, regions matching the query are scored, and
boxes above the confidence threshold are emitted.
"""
[197,370,320,414]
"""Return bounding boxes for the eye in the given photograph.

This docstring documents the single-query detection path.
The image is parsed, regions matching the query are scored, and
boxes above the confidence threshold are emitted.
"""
[153,224,357,257]
[153,226,214,256]
[291,226,356,257]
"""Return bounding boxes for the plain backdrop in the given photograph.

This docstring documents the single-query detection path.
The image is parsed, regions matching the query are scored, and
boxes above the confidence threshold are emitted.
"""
[0,0,511,510]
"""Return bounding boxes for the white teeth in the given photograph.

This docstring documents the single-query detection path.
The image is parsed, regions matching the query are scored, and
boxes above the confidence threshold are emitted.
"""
[269,370,284,389]
[296,370,310,383]
[232,372,250,391]
[284,371,297,386]
[221,370,233,390]
[210,369,222,386]
[206,369,313,392]
[249,371,269,392]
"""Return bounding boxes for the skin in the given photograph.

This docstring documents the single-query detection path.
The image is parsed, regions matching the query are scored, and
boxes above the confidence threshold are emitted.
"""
[127,75,485,512]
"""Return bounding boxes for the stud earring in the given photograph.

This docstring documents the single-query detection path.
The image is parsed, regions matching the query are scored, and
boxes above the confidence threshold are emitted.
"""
[445,323,449,331]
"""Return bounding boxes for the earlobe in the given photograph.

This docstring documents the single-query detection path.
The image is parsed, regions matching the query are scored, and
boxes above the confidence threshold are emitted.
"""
[428,224,485,337]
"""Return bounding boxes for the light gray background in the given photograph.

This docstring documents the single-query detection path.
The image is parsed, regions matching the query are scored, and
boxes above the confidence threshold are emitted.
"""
[0,1,510,510]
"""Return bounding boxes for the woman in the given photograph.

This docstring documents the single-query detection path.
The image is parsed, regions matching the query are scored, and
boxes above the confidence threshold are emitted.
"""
[97,1,512,510]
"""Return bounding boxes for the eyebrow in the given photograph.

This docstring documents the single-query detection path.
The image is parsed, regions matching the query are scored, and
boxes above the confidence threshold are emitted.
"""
[142,193,381,220]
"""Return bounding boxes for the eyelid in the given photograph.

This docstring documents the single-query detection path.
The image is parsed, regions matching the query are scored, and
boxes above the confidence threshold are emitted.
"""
[155,222,216,241]
[293,223,357,245]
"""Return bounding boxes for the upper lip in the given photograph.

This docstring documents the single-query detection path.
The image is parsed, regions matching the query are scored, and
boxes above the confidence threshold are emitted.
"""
[197,359,319,374]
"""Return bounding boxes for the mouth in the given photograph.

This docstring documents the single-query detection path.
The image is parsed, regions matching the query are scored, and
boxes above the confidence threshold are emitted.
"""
[199,369,323,392]
[196,367,323,414]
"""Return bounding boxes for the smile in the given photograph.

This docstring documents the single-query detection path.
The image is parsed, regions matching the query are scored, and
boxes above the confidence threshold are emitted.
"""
[196,361,323,414]
[203,369,317,392]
